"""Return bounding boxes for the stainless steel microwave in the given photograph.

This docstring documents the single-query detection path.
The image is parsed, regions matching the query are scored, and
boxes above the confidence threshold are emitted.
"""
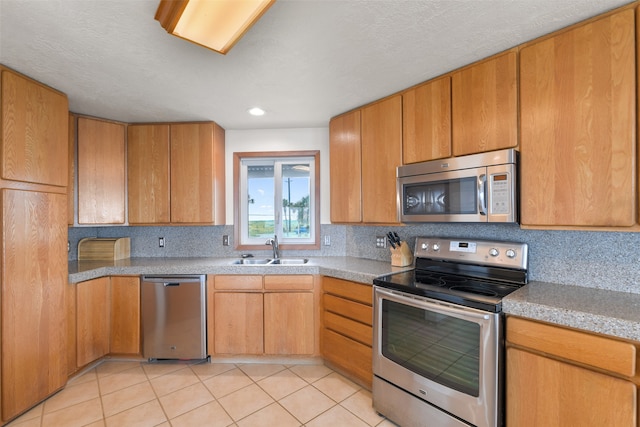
[397,149,518,223]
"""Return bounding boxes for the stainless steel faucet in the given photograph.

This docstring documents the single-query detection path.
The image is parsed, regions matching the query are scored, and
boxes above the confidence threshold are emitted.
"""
[265,235,279,259]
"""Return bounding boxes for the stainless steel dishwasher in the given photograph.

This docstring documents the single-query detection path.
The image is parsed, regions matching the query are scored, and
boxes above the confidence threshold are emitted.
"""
[141,275,207,360]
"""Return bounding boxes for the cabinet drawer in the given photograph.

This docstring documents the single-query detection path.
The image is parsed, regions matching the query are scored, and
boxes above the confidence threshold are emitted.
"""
[323,277,372,305]
[323,294,372,326]
[324,311,372,346]
[322,328,372,388]
[214,275,262,290]
[264,275,314,290]
[507,317,636,377]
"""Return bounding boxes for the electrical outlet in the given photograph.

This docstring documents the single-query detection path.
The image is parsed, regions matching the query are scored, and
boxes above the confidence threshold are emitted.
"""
[376,236,387,248]
[159,237,165,248]
[324,235,331,246]
[222,235,229,246]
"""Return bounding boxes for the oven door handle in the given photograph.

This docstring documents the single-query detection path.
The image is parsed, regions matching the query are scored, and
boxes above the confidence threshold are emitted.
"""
[478,174,487,216]
[374,286,494,322]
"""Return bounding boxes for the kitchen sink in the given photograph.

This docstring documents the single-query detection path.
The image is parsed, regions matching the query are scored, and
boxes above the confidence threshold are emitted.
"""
[269,258,309,265]
[231,258,309,265]
[231,258,273,265]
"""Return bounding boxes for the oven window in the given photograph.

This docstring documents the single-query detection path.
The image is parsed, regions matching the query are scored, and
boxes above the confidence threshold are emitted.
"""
[381,299,480,396]
[404,177,477,215]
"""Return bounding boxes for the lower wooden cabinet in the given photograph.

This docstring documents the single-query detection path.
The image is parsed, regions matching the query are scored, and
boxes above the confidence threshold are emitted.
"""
[73,275,141,370]
[208,274,319,357]
[76,277,110,368]
[1,189,67,422]
[110,276,141,355]
[321,277,373,388]
[506,316,638,426]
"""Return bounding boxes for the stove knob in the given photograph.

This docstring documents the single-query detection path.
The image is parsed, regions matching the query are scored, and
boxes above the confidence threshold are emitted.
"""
[432,243,440,251]
[489,248,499,257]
[506,249,517,258]
[421,243,428,250]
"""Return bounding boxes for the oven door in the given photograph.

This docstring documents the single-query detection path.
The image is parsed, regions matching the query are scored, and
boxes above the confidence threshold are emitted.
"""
[373,286,501,427]
[398,166,488,223]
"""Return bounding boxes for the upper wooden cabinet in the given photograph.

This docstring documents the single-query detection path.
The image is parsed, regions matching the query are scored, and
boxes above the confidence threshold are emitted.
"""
[519,9,636,227]
[170,122,225,224]
[329,110,362,223]
[402,76,452,163]
[452,49,518,156]
[1,67,68,187]
[361,95,402,224]
[127,124,171,224]
[127,122,225,225]
[77,117,126,224]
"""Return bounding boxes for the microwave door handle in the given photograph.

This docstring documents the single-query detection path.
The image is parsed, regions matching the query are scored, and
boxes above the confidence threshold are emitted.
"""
[478,174,487,216]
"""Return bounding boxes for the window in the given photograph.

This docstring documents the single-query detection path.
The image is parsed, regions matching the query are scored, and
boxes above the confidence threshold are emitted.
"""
[234,151,320,249]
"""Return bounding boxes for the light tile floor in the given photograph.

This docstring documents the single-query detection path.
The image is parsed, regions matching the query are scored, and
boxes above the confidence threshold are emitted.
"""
[7,360,398,427]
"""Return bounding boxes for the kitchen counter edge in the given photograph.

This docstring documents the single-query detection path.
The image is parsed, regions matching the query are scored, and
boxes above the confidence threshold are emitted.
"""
[503,281,640,342]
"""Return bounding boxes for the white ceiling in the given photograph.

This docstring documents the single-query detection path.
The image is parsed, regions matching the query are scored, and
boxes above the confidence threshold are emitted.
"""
[0,0,632,130]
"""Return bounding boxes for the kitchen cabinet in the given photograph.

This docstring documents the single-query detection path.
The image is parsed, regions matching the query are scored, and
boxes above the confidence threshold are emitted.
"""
[170,122,225,224]
[209,274,318,357]
[110,276,141,355]
[127,124,170,224]
[67,281,77,376]
[264,275,315,355]
[451,49,518,156]
[127,122,225,225]
[1,189,67,422]
[329,110,362,223]
[0,67,69,424]
[402,76,452,163]
[519,9,636,228]
[77,117,126,224]
[361,95,403,224]
[1,67,68,187]
[506,316,638,426]
[76,277,110,368]
[68,114,76,225]
[321,277,373,388]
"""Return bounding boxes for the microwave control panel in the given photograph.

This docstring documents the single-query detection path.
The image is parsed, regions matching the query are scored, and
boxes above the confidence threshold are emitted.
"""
[490,173,511,214]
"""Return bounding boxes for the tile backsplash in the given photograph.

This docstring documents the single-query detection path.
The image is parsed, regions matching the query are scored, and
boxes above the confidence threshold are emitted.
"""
[69,223,640,294]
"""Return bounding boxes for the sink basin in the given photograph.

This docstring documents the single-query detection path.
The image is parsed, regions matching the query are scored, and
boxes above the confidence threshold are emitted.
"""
[269,258,309,265]
[230,258,309,265]
[231,258,272,265]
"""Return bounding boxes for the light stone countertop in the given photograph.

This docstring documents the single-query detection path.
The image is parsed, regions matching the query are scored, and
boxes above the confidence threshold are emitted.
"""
[69,257,640,343]
[68,256,413,286]
[502,281,640,342]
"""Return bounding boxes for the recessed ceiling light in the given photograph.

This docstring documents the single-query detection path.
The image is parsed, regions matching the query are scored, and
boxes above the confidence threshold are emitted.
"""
[248,107,266,116]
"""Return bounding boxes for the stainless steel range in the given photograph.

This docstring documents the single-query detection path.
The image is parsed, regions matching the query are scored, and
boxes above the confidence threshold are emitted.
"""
[372,237,528,427]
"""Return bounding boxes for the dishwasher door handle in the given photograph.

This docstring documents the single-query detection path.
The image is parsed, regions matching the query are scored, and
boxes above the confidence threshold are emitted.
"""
[164,282,180,287]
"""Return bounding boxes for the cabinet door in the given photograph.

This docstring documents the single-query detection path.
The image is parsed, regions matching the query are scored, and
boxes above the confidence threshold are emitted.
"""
[127,124,170,224]
[110,276,140,355]
[1,69,68,187]
[67,281,77,376]
[170,122,225,224]
[77,117,126,224]
[507,348,636,426]
[361,95,402,224]
[213,293,263,354]
[520,10,635,227]
[403,76,452,163]
[76,277,110,367]
[329,110,362,223]
[68,114,75,225]
[1,189,67,420]
[264,292,314,355]
[452,50,518,156]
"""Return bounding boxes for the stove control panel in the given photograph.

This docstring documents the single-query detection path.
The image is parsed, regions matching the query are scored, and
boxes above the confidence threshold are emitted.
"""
[414,237,528,270]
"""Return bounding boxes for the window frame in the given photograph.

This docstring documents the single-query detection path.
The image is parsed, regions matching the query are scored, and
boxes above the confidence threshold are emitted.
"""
[233,150,320,250]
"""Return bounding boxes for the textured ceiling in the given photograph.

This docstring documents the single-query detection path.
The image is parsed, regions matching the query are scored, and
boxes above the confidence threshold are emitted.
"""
[0,0,633,130]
